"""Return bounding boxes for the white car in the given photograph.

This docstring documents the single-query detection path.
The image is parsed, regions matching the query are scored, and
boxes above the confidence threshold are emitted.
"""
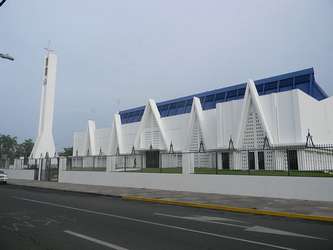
[0,170,8,184]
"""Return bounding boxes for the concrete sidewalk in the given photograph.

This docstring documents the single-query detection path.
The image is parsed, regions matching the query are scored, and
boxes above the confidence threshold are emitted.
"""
[7,179,333,222]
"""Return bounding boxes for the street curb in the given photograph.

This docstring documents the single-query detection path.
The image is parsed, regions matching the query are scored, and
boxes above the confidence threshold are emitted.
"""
[7,183,123,199]
[123,195,333,223]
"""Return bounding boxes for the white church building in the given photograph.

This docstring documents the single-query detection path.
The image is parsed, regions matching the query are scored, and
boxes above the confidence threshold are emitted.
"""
[72,68,333,171]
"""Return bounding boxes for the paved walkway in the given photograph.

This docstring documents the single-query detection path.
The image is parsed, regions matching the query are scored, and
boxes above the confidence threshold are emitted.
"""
[7,179,333,219]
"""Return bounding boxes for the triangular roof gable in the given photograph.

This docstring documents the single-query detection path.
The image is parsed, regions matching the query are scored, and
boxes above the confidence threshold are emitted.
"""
[237,80,274,148]
[185,97,207,151]
[87,120,96,155]
[109,114,123,154]
[134,99,168,150]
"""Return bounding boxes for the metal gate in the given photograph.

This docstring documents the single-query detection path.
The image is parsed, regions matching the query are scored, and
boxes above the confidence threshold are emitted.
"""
[40,157,59,181]
[27,158,39,180]
[146,151,160,168]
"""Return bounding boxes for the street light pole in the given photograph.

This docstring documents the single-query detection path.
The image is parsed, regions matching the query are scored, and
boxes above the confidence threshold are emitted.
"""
[0,0,7,8]
[0,1,13,62]
[0,53,14,61]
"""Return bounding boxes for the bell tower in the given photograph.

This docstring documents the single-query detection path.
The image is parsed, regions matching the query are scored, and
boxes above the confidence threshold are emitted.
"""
[30,49,57,158]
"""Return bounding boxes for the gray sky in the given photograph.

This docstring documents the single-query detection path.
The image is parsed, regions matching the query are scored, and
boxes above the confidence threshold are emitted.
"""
[0,0,332,151]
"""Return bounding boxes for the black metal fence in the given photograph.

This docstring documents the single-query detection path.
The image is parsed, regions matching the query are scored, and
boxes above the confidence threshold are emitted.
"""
[189,144,333,176]
[0,158,10,169]
[65,154,146,172]
[61,144,333,177]
[14,157,59,181]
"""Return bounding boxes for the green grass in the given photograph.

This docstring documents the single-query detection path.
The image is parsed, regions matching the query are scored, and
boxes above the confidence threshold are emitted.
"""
[194,168,333,177]
[134,167,182,174]
[288,171,333,177]
[67,167,106,172]
[194,168,249,175]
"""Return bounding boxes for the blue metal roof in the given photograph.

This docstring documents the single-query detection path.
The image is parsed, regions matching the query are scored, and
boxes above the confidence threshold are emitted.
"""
[119,68,328,124]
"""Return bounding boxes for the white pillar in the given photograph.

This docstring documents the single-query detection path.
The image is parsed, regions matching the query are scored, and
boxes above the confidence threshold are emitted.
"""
[37,159,42,181]
[182,153,194,174]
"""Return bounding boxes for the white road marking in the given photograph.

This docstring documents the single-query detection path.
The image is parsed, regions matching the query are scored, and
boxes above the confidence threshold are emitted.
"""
[64,230,128,250]
[156,212,326,240]
[155,212,248,228]
[197,215,244,223]
[14,196,295,250]
[246,226,325,240]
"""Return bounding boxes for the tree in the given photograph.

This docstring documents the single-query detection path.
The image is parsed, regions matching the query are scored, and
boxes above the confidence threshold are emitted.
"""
[59,147,73,157]
[0,134,18,161]
[16,139,34,158]
[0,134,35,160]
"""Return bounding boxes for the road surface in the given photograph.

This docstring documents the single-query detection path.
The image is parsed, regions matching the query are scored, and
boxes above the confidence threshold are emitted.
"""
[0,184,332,250]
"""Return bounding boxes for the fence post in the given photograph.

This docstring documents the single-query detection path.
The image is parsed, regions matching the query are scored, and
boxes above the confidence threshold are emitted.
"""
[247,149,250,175]
[57,157,60,181]
[124,156,127,172]
[141,154,144,172]
[47,157,51,181]
[38,158,42,181]
[215,151,218,175]
[287,150,290,176]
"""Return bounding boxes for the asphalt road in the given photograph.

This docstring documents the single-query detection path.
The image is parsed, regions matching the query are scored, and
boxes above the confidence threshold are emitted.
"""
[0,184,333,250]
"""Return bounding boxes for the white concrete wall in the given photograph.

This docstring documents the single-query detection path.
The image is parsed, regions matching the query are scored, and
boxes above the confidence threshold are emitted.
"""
[73,131,87,155]
[95,128,112,154]
[59,171,333,202]
[202,109,217,150]
[121,123,140,153]
[217,99,243,148]
[298,93,333,144]
[323,97,333,141]
[162,113,189,151]
[0,168,35,180]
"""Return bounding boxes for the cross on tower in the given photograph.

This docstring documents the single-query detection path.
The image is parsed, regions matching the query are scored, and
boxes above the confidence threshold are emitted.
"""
[44,41,55,54]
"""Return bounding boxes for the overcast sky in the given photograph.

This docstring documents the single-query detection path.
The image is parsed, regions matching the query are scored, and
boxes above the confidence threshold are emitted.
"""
[0,0,332,150]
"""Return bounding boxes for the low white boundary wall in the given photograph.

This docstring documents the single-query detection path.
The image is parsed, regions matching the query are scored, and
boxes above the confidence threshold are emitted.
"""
[0,168,35,180]
[59,171,333,202]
